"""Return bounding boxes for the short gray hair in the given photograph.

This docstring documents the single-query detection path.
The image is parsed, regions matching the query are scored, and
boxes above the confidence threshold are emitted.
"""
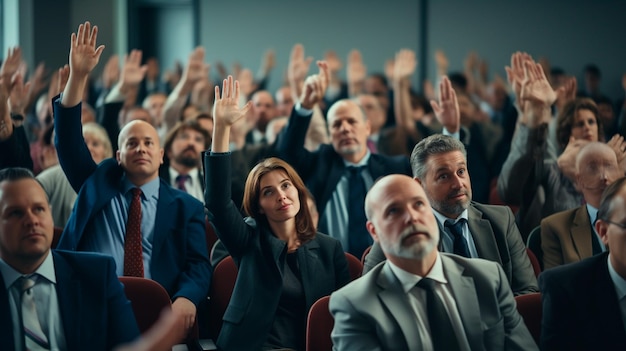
[410,134,467,180]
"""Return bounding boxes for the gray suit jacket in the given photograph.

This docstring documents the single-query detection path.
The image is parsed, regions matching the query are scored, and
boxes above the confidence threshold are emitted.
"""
[330,254,538,351]
[364,202,539,295]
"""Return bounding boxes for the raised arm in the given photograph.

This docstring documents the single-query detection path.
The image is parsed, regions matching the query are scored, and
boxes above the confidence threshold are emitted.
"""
[163,47,208,131]
[346,50,366,97]
[212,76,252,152]
[55,21,105,191]
[287,44,313,101]
[104,50,147,108]
[431,76,460,134]
[392,49,418,134]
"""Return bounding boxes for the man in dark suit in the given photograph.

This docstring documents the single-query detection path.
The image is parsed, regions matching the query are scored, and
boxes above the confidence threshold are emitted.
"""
[54,21,210,331]
[0,167,140,350]
[277,61,411,257]
[364,77,537,296]
[540,176,626,350]
[331,174,537,350]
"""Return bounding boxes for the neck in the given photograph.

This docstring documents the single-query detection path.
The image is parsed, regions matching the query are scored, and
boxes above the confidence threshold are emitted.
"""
[342,149,367,164]
[584,192,601,209]
[389,250,437,276]
[170,161,196,175]
[268,219,299,251]
[610,254,626,281]
[127,172,158,187]
[4,251,49,275]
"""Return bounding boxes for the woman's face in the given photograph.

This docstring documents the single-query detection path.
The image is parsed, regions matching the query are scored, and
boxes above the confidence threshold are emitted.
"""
[84,133,107,164]
[570,109,598,142]
[258,170,300,224]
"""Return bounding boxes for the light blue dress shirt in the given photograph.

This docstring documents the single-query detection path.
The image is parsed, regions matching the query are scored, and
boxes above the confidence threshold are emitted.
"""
[82,175,160,278]
[0,252,66,351]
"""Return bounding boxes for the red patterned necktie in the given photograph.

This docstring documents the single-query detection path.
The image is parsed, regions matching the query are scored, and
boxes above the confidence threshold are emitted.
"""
[124,188,144,277]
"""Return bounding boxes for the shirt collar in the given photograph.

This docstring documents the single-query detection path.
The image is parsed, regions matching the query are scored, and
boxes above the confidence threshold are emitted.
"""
[433,208,469,227]
[0,250,56,289]
[342,149,371,168]
[607,254,626,301]
[586,203,599,223]
[388,253,447,294]
[122,175,160,200]
[168,167,198,184]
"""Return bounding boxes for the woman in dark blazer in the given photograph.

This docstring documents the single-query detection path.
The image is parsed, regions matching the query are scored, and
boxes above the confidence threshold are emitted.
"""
[204,76,350,350]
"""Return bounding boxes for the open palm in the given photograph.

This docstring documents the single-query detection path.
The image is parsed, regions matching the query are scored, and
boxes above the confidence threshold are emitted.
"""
[69,22,105,78]
[213,75,251,127]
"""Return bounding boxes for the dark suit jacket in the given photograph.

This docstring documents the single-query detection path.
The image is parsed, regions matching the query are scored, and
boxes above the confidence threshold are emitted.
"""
[0,124,33,171]
[0,250,140,350]
[364,202,538,295]
[330,254,537,350]
[277,107,411,229]
[53,98,211,307]
[541,205,596,270]
[204,152,351,350]
[539,252,626,350]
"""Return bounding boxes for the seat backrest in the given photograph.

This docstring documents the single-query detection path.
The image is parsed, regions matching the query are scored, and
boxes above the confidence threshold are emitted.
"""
[360,245,372,265]
[344,253,363,281]
[52,226,63,249]
[306,295,333,351]
[526,226,543,271]
[515,292,542,346]
[526,248,542,278]
[207,256,238,340]
[118,276,172,334]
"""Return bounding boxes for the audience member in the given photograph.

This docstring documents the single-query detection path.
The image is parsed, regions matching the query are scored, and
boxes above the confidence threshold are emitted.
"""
[364,134,538,295]
[160,119,210,202]
[539,176,626,349]
[0,167,140,350]
[541,142,622,269]
[278,61,411,258]
[330,174,537,350]
[53,21,210,331]
[204,75,349,350]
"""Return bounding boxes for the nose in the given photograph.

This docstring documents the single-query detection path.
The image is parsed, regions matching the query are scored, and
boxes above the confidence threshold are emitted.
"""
[451,174,464,189]
[407,207,420,223]
[23,210,40,228]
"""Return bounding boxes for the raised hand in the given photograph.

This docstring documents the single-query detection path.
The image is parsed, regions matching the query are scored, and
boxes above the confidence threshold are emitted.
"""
[261,49,276,75]
[555,76,577,111]
[557,136,590,182]
[182,47,208,88]
[213,75,252,127]
[288,44,313,85]
[8,73,31,117]
[102,55,120,89]
[0,47,22,79]
[505,52,532,108]
[299,61,330,110]
[347,49,367,86]
[520,61,556,107]
[394,49,417,82]
[434,49,448,74]
[430,76,460,133]
[324,50,343,75]
[68,21,105,79]
[119,50,147,91]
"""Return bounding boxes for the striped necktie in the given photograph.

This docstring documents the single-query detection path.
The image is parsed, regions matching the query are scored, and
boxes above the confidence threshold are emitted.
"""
[19,276,50,350]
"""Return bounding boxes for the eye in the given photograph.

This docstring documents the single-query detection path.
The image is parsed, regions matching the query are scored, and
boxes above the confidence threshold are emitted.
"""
[437,173,448,180]
[7,210,23,218]
[457,168,466,176]
[281,182,292,190]
[263,189,273,196]
[34,206,45,213]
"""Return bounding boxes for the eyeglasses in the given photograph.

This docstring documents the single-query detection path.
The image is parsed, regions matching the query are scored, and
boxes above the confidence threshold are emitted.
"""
[600,219,626,230]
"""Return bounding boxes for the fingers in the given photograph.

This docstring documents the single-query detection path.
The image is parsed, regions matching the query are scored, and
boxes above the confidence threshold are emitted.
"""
[429,100,441,115]
[214,85,220,102]
[240,101,253,116]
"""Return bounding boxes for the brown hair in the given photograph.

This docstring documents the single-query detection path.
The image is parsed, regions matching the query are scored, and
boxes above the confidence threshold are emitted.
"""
[163,119,211,153]
[242,157,316,243]
[556,98,603,150]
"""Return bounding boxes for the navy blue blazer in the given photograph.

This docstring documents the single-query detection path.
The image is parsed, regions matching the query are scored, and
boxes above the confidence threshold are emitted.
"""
[0,250,140,350]
[204,152,350,350]
[53,98,211,306]
[277,107,411,227]
[539,252,626,350]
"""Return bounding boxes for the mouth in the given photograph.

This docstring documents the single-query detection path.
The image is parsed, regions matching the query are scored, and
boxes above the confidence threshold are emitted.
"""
[23,232,46,241]
[278,203,292,211]
[133,158,150,165]
[448,192,467,201]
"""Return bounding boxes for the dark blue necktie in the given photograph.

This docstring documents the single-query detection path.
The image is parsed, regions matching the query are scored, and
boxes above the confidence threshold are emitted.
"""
[347,166,371,257]
[445,219,470,258]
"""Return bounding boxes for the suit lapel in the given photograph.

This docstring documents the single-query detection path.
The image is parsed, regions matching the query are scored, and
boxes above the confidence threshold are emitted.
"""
[589,255,626,343]
[152,182,175,259]
[298,239,321,309]
[441,255,483,350]
[467,205,501,264]
[0,270,15,350]
[571,205,593,260]
[318,154,345,215]
[53,251,81,351]
[376,263,422,351]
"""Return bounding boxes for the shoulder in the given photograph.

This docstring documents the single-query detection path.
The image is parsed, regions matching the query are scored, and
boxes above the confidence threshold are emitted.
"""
[52,250,116,270]
[332,262,383,301]
[159,179,203,208]
[442,253,502,277]
[369,154,411,174]
[471,202,513,216]
[540,253,605,288]
[541,207,579,226]
[311,232,341,247]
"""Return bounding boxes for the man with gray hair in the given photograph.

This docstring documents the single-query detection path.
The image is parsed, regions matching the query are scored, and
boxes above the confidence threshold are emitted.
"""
[364,133,538,295]
[330,174,537,350]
